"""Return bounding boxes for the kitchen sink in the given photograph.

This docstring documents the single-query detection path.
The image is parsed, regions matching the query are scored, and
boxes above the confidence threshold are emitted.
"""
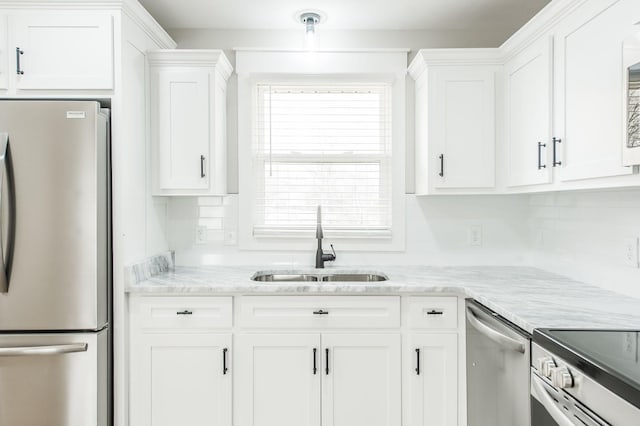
[321,273,388,282]
[251,272,388,282]
[251,273,319,282]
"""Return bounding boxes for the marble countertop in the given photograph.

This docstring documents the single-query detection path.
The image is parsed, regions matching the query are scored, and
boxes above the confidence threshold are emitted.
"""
[126,255,640,334]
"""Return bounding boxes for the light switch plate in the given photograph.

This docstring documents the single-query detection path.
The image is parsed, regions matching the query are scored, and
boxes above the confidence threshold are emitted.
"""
[469,225,482,246]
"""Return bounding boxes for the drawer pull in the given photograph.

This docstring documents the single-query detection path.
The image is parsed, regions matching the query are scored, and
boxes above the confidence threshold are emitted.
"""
[426,310,444,315]
[176,310,193,315]
[313,309,329,315]
[222,348,228,375]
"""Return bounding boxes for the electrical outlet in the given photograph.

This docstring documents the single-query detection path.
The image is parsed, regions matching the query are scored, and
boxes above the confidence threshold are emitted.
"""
[224,230,237,245]
[623,237,639,268]
[469,225,482,246]
[195,225,208,244]
[622,332,637,361]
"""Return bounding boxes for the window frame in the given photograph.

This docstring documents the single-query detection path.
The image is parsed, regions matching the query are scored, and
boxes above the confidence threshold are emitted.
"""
[237,50,407,251]
[252,81,394,238]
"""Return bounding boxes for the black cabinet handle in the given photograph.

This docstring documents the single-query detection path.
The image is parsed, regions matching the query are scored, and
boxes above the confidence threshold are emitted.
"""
[200,155,206,178]
[313,348,317,375]
[313,309,329,315]
[415,348,420,375]
[537,142,546,170]
[438,154,444,177]
[427,310,444,315]
[223,348,228,375]
[552,137,562,167]
[176,310,193,315]
[325,348,330,375]
[16,48,24,75]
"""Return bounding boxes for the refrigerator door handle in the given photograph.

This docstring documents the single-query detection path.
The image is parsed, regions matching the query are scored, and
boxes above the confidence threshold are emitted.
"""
[0,133,16,294]
[0,343,88,357]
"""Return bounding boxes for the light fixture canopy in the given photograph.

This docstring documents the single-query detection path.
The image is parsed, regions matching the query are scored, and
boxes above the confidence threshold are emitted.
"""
[296,10,325,51]
[300,12,321,34]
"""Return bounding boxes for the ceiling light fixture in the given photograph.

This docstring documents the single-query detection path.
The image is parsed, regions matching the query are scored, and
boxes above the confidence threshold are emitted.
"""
[299,11,322,51]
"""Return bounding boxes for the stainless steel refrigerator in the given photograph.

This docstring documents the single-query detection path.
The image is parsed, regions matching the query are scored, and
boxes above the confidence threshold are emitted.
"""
[0,100,111,426]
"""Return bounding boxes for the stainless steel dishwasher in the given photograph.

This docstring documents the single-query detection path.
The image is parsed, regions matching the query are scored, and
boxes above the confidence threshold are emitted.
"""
[466,299,532,426]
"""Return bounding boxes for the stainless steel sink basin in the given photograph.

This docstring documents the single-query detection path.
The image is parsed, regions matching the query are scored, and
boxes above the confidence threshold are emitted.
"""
[321,273,388,282]
[251,271,388,282]
[251,273,319,282]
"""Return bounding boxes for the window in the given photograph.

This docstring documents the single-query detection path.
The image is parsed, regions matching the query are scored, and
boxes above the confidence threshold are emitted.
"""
[236,49,407,251]
[252,83,393,238]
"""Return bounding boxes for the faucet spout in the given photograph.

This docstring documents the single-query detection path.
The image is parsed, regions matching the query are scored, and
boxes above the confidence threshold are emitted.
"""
[315,205,336,268]
[316,205,323,239]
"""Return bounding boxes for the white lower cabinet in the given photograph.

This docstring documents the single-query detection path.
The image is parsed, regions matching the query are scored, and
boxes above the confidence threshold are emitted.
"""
[234,334,321,426]
[408,333,459,426]
[130,295,461,426]
[234,333,400,426]
[131,333,232,426]
[322,333,401,426]
[129,296,234,426]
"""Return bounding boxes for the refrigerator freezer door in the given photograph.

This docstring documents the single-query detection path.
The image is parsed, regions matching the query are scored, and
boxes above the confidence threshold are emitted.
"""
[0,101,109,330]
[0,329,108,426]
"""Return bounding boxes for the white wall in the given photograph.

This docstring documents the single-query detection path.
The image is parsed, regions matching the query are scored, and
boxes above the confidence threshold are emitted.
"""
[529,188,640,299]
[167,194,532,267]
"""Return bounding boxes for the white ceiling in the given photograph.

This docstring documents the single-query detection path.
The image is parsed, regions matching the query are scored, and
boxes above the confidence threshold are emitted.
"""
[139,0,551,32]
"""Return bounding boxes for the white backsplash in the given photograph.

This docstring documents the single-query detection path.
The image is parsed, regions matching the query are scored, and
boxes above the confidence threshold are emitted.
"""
[529,188,640,298]
[167,194,532,267]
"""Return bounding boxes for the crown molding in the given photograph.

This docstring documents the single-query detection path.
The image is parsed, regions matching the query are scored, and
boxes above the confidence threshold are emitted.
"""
[147,49,233,80]
[499,0,589,60]
[0,0,176,49]
[121,0,176,49]
[408,48,503,80]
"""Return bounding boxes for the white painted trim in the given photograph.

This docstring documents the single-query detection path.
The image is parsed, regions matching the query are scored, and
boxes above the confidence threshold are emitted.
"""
[0,0,176,49]
[499,0,589,59]
[233,47,411,53]
[408,49,503,81]
[237,50,406,252]
[147,49,233,80]
[236,50,407,76]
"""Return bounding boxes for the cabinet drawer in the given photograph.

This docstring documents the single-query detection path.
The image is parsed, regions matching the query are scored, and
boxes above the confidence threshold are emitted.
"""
[407,297,458,329]
[236,296,400,329]
[131,296,232,330]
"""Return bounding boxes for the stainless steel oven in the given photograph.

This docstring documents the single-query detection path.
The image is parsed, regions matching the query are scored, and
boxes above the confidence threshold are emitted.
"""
[531,331,640,426]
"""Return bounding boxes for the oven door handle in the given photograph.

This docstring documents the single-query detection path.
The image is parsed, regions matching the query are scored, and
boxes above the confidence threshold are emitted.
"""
[466,307,525,353]
[531,374,575,426]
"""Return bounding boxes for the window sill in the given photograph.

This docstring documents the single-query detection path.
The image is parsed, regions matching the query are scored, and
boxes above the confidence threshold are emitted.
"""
[253,226,393,239]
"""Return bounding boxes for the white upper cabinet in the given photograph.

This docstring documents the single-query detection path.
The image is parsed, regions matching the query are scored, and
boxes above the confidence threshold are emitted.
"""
[149,50,232,196]
[505,36,554,187]
[554,0,639,182]
[8,12,114,90]
[409,50,499,194]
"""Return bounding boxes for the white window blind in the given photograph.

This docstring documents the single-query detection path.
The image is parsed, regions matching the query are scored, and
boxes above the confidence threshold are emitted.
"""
[252,83,393,238]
